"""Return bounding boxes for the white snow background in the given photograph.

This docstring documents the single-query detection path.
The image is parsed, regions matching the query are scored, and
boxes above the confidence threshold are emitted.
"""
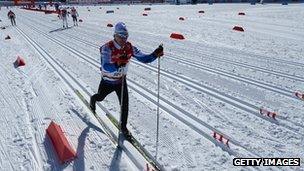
[0,3,303,171]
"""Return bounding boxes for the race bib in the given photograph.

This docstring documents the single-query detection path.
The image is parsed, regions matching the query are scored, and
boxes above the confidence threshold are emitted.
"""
[114,66,128,77]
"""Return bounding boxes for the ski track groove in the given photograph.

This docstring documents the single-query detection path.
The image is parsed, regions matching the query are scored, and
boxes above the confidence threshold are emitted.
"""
[22,13,304,97]
[16,10,302,170]
[88,18,304,68]
[18,57,59,170]
[0,63,16,170]
[76,33,304,133]
[20,17,304,137]
[22,10,304,70]
[51,31,304,120]
[195,16,304,41]
[39,25,297,99]
[22,11,304,86]
[0,48,40,169]
[22,98,41,169]
[49,30,301,103]
[17,19,268,159]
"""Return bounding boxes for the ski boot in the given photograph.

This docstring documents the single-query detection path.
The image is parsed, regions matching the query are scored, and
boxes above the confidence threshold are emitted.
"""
[89,99,96,114]
[121,128,132,141]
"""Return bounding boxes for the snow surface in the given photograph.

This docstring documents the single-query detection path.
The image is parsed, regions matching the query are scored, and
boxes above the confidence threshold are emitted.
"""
[0,3,303,171]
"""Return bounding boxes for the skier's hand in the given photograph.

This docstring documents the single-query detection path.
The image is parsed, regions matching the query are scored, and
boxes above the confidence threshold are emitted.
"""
[152,44,164,57]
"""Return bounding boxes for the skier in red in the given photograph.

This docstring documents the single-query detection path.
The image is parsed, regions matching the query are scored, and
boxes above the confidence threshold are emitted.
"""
[90,22,164,138]
[7,10,16,26]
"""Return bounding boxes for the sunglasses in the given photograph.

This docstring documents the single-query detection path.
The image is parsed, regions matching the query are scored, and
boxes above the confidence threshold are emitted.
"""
[116,33,128,40]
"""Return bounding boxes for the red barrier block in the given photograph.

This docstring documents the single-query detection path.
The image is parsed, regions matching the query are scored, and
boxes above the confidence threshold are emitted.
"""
[213,132,229,146]
[107,23,113,27]
[170,33,185,40]
[260,108,277,119]
[295,91,304,99]
[45,11,52,14]
[198,10,204,13]
[106,10,114,14]
[5,35,11,40]
[46,121,76,164]
[179,17,185,21]
[143,13,148,16]
[238,12,245,15]
[14,56,25,67]
[233,26,244,32]
[79,19,83,22]
[144,7,151,11]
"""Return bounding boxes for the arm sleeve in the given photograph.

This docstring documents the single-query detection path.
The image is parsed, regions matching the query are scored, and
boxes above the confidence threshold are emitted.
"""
[132,46,157,63]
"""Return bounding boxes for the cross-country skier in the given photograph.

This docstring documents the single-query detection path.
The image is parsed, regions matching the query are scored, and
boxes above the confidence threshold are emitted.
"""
[70,7,79,26]
[90,22,164,138]
[60,8,68,28]
[54,3,59,11]
[7,10,16,26]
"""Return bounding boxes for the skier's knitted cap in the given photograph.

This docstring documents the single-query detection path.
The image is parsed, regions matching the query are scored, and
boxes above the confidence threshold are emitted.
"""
[114,22,128,39]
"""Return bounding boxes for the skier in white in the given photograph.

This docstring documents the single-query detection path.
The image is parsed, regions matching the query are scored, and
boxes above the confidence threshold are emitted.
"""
[70,7,79,26]
[60,8,68,28]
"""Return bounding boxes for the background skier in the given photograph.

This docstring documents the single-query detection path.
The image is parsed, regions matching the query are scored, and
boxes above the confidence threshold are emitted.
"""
[7,10,16,26]
[90,22,164,138]
[60,8,69,28]
[70,7,79,26]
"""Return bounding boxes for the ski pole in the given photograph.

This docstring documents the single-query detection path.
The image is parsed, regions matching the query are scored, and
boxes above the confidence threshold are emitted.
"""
[118,74,126,144]
[155,43,163,159]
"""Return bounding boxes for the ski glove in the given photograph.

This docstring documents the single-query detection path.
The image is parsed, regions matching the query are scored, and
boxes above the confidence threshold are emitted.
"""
[152,45,164,57]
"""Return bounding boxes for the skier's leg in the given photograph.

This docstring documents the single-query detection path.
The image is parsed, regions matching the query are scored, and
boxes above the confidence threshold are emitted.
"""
[90,79,114,112]
[115,78,129,132]
[10,18,13,26]
[73,17,76,26]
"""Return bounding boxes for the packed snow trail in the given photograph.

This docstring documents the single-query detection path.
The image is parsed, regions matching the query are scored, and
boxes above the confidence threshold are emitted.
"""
[14,25,161,170]
[1,4,303,170]
[19,10,304,136]
[17,11,300,162]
